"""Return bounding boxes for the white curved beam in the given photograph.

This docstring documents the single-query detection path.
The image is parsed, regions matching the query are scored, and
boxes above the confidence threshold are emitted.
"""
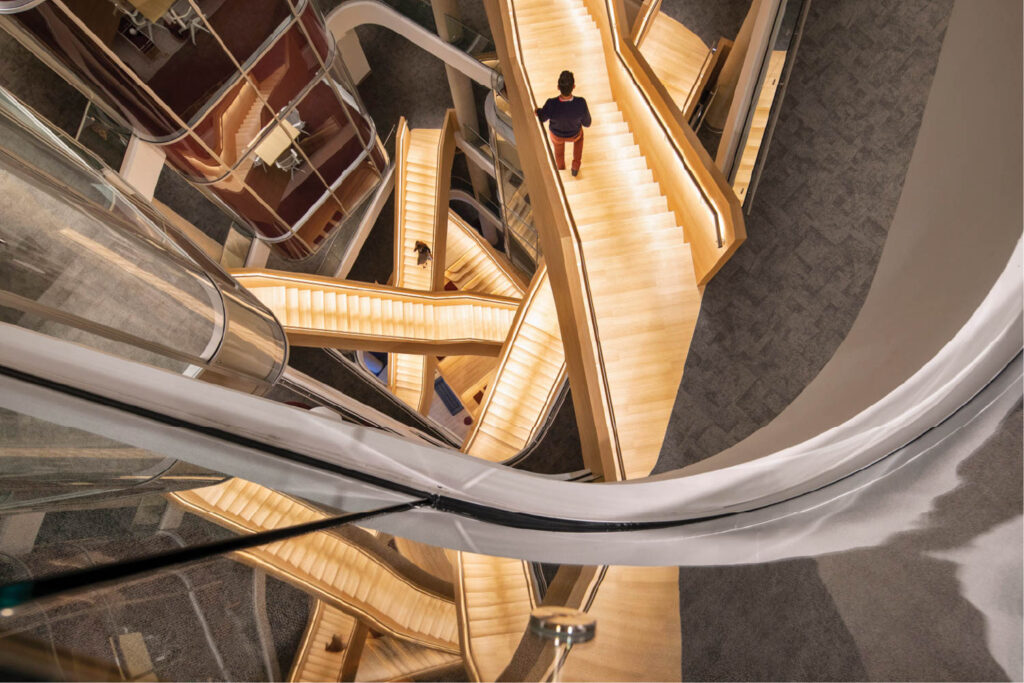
[324,0,495,87]
[0,236,1018,524]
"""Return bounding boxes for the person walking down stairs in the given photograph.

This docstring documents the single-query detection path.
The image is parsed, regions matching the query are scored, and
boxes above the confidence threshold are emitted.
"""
[535,70,592,176]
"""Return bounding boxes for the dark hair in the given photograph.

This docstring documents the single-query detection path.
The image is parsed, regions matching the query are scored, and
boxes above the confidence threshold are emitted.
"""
[557,70,575,96]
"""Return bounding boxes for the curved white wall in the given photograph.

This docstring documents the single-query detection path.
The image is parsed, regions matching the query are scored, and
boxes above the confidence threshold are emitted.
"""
[676,0,1023,475]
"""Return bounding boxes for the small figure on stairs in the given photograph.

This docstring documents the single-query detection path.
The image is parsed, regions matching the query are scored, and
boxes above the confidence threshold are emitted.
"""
[414,240,432,266]
[536,70,591,177]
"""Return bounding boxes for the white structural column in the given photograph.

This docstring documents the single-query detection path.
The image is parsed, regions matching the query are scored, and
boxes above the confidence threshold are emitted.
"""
[120,136,167,200]
[430,0,493,203]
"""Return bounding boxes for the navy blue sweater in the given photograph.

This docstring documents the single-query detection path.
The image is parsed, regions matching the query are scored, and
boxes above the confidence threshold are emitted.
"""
[536,96,592,138]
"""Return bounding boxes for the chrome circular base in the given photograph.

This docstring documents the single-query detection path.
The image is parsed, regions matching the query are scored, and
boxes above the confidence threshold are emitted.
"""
[529,606,596,643]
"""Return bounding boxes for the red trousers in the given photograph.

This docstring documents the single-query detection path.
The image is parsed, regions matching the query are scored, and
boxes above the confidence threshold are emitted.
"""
[550,130,584,171]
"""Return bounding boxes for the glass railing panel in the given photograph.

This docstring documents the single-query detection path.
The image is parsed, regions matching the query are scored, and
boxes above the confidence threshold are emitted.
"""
[0,552,310,681]
[0,407,187,512]
[0,92,115,207]
[442,12,495,59]
[0,358,1017,681]
[74,102,132,171]
[0,149,223,371]
[733,0,808,207]
[0,87,288,387]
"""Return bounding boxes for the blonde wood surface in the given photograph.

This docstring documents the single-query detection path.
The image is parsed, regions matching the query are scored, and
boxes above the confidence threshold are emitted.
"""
[497,0,706,479]
[232,269,518,356]
[629,0,661,44]
[438,354,497,421]
[445,210,528,299]
[460,265,567,463]
[502,565,683,681]
[638,12,711,116]
[288,601,359,682]
[484,0,616,473]
[557,566,682,681]
[732,50,786,201]
[389,112,458,415]
[394,536,455,584]
[582,0,746,285]
[356,633,463,682]
[169,480,460,653]
[454,552,537,682]
[438,211,526,422]
[290,601,461,682]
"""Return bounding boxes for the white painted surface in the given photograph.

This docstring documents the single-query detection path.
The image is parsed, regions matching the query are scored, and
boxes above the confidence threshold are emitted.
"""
[325,0,495,86]
[119,136,166,200]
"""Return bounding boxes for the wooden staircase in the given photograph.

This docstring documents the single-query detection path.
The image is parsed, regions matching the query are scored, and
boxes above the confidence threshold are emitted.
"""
[389,113,458,414]
[438,210,528,423]
[461,265,566,462]
[232,269,518,356]
[731,50,787,201]
[168,480,460,653]
[454,552,537,682]
[637,11,712,117]
[289,601,461,682]
[507,0,705,479]
[444,210,527,299]
[288,601,360,682]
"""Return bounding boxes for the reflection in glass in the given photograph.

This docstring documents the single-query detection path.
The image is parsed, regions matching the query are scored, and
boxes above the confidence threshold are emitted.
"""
[0,408,223,511]
[0,154,222,373]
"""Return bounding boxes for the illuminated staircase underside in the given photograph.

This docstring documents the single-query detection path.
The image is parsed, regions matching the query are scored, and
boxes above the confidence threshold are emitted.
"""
[511,0,704,478]
[438,211,527,421]
[232,269,519,356]
[168,480,460,653]
[445,210,527,299]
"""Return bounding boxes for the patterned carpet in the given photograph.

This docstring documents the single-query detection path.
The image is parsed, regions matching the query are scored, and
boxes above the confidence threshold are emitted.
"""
[654,0,955,472]
[659,0,749,46]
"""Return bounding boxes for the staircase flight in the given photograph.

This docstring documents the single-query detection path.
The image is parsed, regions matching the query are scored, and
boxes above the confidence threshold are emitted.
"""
[505,0,702,479]
[233,269,519,356]
[390,112,458,413]
[489,0,744,479]
[169,480,460,653]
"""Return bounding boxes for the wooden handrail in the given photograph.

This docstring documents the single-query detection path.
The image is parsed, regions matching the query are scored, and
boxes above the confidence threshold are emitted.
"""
[392,117,411,284]
[629,0,661,45]
[431,108,459,290]
[483,0,625,480]
[586,0,746,284]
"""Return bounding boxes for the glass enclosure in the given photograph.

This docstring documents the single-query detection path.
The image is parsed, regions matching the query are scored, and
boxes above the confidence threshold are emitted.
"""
[3,0,388,259]
[0,382,1017,681]
[0,82,287,392]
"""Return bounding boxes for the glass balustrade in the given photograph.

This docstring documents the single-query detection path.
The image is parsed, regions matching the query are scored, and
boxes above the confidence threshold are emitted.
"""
[0,84,288,392]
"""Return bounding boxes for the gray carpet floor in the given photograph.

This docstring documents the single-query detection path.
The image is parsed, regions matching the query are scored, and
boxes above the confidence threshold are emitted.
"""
[660,0,749,46]
[653,0,956,472]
